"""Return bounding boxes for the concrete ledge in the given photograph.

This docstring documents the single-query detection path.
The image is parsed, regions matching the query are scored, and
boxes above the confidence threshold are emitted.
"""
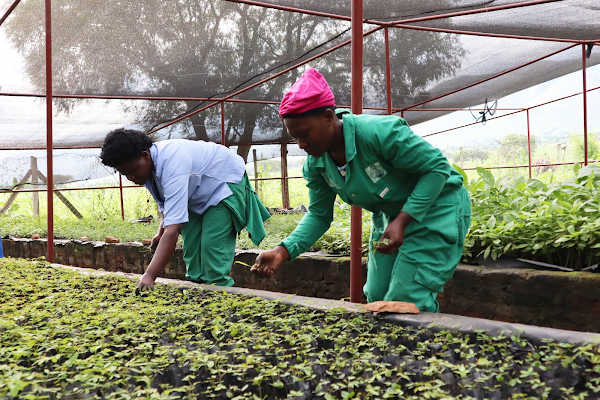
[4,238,600,333]
[52,264,600,346]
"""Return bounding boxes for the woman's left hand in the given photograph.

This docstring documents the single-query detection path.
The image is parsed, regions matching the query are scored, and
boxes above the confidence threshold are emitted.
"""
[375,212,414,254]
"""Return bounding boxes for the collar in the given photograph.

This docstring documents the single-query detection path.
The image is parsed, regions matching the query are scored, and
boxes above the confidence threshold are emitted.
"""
[336,109,357,163]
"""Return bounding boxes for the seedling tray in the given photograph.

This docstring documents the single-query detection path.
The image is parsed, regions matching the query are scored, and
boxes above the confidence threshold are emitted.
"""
[1,259,599,399]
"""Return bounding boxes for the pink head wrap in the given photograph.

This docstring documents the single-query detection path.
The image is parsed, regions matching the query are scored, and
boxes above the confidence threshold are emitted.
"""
[279,68,335,117]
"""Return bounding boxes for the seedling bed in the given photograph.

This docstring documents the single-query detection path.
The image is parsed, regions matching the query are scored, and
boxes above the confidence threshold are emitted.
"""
[1,258,599,399]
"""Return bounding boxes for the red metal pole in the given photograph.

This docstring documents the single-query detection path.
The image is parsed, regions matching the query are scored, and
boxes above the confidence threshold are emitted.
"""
[0,0,21,26]
[350,0,363,304]
[384,27,392,115]
[45,0,54,262]
[527,109,532,178]
[583,44,588,166]
[221,101,226,146]
[149,25,382,134]
[119,173,125,220]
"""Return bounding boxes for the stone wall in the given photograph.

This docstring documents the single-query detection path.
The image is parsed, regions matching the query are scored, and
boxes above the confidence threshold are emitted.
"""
[3,238,600,333]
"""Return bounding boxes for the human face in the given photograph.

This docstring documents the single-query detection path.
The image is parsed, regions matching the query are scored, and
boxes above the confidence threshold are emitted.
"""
[115,151,153,185]
[283,112,333,158]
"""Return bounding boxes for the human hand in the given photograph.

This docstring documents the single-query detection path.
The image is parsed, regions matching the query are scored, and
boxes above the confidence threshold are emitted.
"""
[251,246,290,277]
[375,213,413,254]
[150,233,162,250]
[136,273,156,291]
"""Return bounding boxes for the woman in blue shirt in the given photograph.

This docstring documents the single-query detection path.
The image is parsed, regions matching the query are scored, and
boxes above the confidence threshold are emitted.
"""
[101,129,270,289]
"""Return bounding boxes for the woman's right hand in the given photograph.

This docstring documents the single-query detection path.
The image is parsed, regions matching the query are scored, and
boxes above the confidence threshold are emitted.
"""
[252,246,290,277]
[150,233,162,250]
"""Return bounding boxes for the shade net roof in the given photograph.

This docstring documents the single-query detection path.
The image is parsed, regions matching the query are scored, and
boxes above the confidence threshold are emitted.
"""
[0,0,598,150]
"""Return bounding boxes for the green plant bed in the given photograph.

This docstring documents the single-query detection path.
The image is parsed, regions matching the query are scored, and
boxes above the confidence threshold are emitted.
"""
[2,259,600,399]
[459,163,600,271]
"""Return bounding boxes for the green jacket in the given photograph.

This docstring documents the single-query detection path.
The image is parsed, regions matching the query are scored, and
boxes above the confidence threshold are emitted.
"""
[281,109,464,260]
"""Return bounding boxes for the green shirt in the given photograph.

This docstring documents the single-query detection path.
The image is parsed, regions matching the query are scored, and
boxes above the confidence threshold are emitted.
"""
[281,109,463,260]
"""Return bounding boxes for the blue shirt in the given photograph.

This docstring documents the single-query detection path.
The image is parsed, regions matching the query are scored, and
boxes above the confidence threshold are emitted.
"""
[144,139,246,227]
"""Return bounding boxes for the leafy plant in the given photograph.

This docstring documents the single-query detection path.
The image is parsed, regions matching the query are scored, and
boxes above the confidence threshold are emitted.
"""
[1,258,599,399]
[464,163,600,269]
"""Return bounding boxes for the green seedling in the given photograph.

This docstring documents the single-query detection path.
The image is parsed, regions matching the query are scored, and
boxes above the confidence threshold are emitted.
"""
[370,238,391,254]
[234,260,261,269]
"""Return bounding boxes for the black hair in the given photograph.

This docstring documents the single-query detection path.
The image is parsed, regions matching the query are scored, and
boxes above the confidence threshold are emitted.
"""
[100,128,153,167]
[282,105,336,119]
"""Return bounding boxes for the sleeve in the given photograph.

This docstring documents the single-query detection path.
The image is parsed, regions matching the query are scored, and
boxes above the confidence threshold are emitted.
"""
[160,157,192,227]
[279,161,337,260]
[371,117,451,222]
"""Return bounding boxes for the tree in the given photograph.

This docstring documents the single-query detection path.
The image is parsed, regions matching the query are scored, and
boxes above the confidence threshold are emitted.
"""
[496,134,537,165]
[452,148,489,165]
[6,0,465,161]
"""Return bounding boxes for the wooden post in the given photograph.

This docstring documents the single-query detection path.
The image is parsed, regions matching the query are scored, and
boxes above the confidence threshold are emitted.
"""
[280,143,289,209]
[0,169,32,216]
[253,149,259,196]
[459,146,464,168]
[36,171,83,219]
[31,156,39,217]
[557,143,562,164]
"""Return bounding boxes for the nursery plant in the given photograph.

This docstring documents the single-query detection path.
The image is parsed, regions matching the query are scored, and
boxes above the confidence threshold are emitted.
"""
[1,258,600,399]
[460,163,600,270]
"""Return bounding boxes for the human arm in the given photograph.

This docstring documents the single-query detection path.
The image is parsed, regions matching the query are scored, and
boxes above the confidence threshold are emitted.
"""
[252,161,336,276]
[150,212,165,249]
[372,116,450,223]
[137,223,183,289]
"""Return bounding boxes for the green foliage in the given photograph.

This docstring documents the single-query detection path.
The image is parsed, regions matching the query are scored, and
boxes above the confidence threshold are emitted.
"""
[569,131,600,162]
[1,258,599,399]
[466,163,600,270]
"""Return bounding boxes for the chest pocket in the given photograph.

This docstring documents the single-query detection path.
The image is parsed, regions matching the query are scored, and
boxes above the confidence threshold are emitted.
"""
[320,171,342,190]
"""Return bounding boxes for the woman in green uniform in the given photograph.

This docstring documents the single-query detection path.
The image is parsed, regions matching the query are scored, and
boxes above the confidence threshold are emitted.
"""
[101,129,270,289]
[252,68,471,312]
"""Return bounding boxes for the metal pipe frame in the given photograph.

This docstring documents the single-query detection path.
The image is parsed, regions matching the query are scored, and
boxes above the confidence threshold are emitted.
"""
[0,0,21,26]
[148,25,383,134]
[401,43,579,111]
[384,26,392,116]
[12,0,599,281]
[119,173,125,220]
[391,23,592,45]
[385,0,562,26]
[221,101,226,145]
[350,0,363,304]
[224,0,379,25]
[45,0,54,262]
[0,90,528,114]
[421,84,600,138]
[460,161,599,172]
[582,44,589,166]
[526,109,532,178]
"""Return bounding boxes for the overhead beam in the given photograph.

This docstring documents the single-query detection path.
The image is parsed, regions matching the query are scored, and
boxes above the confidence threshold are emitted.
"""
[0,0,21,26]
[148,25,382,134]
[401,43,579,111]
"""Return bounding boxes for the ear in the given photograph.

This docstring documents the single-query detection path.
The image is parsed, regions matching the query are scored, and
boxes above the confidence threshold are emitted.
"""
[323,108,336,124]
[141,150,151,160]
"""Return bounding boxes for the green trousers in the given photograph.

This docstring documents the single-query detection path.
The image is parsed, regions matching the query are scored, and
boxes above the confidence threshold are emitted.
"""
[181,202,236,286]
[363,186,471,312]
[180,174,270,287]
